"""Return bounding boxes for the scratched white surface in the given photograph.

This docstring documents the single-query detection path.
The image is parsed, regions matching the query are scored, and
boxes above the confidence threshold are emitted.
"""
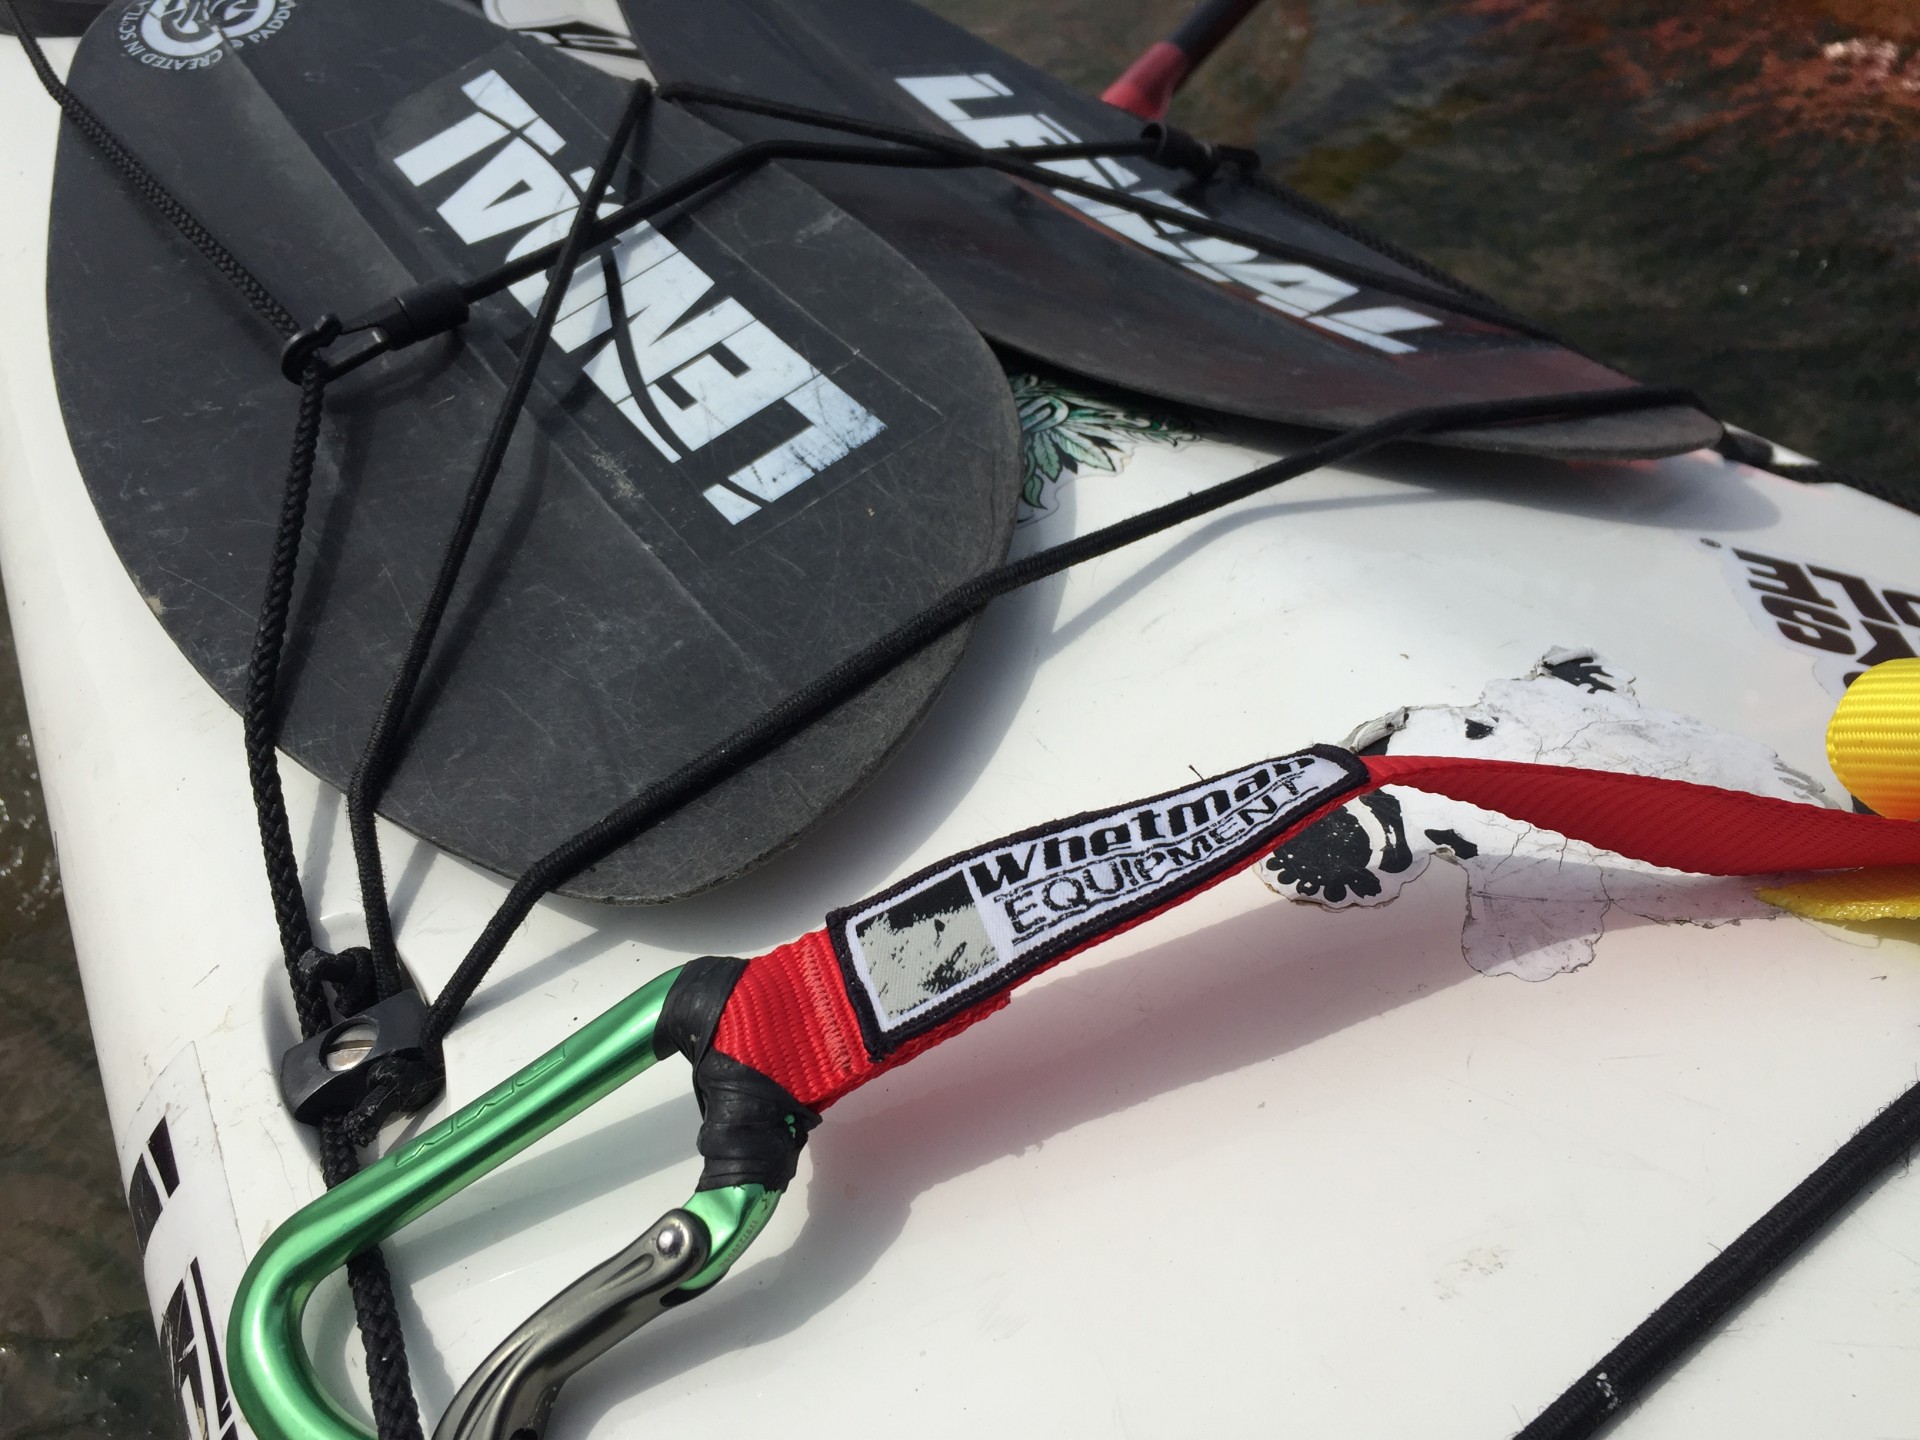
[4,38,1920,1440]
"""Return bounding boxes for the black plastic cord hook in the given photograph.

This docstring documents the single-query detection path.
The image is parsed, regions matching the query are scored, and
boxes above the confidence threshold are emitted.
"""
[278,314,343,383]
[278,278,474,383]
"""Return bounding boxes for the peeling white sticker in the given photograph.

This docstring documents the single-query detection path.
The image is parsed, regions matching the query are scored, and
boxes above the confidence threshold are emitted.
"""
[1259,650,1833,980]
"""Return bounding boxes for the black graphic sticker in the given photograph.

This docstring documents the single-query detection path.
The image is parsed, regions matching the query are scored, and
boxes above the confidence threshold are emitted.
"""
[1708,539,1920,693]
[121,1049,255,1440]
[830,746,1367,1057]
[1261,791,1418,907]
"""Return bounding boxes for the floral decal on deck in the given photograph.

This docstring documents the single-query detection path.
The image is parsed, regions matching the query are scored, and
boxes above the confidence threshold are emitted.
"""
[1009,371,1195,522]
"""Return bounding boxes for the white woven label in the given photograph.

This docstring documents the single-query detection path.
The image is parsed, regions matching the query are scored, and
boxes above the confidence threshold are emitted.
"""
[830,747,1364,1056]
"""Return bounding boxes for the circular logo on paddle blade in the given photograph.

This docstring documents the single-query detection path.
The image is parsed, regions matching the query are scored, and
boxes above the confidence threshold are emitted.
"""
[119,0,291,68]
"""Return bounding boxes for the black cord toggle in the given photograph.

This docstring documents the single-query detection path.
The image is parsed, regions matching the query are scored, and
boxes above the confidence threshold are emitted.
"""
[277,281,471,385]
[1140,121,1259,182]
[279,987,432,1130]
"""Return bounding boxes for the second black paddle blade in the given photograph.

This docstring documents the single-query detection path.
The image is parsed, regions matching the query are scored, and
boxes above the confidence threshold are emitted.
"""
[618,0,1718,460]
[47,0,1020,901]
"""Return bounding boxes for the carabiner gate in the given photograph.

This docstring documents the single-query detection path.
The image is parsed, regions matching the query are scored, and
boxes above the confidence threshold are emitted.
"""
[229,960,807,1440]
[431,1181,783,1440]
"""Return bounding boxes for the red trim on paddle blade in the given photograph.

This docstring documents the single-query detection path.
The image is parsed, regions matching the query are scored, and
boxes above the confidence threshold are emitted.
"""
[1101,41,1191,120]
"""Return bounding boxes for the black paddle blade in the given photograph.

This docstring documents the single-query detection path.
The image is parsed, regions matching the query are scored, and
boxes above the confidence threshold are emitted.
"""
[618,0,1719,460]
[46,0,1020,901]
[0,0,104,36]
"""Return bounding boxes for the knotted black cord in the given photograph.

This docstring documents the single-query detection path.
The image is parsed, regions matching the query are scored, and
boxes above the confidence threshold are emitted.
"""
[14,15,1920,1438]
[246,361,432,1440]
[244,364,329,1013]
[345,80,659,1004]
[1,12,430,1439]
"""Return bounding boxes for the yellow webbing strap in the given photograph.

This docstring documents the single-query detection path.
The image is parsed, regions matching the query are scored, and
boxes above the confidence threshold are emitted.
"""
[1757,866,1920,922]
[1827,657,1920,821]
[1764,658,1920,921]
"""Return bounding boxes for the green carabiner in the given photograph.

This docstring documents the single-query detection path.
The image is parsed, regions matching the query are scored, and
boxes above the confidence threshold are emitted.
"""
[228,965,785,1440]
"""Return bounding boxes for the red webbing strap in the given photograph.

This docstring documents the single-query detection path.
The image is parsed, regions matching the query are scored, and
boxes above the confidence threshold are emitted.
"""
[1365,754,1920,873]
[713,755,1920,1109]
[715,928,1015,1111]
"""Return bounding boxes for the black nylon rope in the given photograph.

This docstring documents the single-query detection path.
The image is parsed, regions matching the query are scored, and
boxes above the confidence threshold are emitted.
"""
[451,135,1160,305]
[10,18,1920,1440]
[323,1122,425,1440]
[243,364,330,1025]
[650,82,1539,334]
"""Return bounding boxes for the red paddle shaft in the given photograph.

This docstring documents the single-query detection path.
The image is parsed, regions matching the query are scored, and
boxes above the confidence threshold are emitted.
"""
[1102,0,1270,120]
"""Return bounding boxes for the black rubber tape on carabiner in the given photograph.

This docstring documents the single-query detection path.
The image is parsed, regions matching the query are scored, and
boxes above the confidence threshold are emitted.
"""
[656,957,819,1192]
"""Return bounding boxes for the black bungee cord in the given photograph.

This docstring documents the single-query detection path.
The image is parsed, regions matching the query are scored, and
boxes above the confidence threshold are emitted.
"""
[340,80,663,1013]
[1518,1081,1920,1438]
[8,11,1920,1440]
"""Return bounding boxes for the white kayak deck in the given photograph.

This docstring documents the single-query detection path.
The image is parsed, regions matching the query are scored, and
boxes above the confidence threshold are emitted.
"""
[4,37,1920,1440]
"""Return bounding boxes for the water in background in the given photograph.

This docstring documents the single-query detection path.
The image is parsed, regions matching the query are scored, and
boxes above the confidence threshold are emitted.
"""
[5,2,1920,1435]
[931,0,1920,500]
